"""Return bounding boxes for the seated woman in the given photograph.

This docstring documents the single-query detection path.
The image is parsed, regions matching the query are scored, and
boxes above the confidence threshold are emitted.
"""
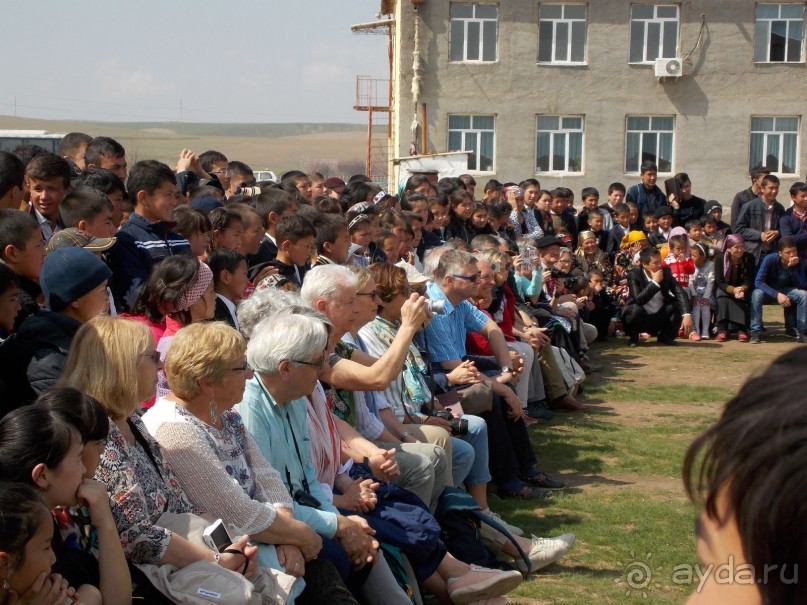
[713,234,754,342]
[59,316,259,601]
[142,321,364,605]
[575,230,612,285]
[0,482,83,605]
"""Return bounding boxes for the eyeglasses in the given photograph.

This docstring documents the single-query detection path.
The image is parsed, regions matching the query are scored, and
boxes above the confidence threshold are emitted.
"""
[142,351,161,364]
[230,358,253,374]
[450,273,481,283]
[290,349,328,369]
[356,290,378,298]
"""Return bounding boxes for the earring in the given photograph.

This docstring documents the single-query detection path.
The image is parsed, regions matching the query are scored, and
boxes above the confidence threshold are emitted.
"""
[209,400,218,423]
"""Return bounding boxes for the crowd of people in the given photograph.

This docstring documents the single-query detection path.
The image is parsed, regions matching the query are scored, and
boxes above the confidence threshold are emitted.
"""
[0,131,802,605]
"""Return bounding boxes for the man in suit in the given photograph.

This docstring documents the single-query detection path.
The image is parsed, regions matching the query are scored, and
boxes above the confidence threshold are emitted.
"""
[622,247,693,347]
[735,174,785,267]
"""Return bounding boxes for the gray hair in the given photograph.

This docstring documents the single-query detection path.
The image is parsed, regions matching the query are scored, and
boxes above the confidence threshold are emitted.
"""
[300,264,357,307]
[436,249,477,281]
[247,313,328,375]
[422,245,449,279]
[237,287,301,340]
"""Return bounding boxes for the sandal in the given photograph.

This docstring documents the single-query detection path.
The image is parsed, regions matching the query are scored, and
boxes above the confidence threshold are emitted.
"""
[521,472,566,489]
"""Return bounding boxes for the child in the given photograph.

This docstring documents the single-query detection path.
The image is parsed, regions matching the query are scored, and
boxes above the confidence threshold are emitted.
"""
[313,213,351,265]
[259,214,315,290]
[626,201,642,231]
[209,248,249,329]
[607,202,631,255]
[700,214,720,250]
[346,210,375,266]
[664,231,695,291]
[0,264,20,340]
[585,268,617,341]
[643,213,663,247]
[76,167,127,228]
[444,188,475,245]
[654,206,674,243]
[583,211,609,251]
[575,187,600,233]
[209,206,244,252]
[597,183,624,230]
[229,203,264,256]
[250,189,298,267]
[375,229,400,264]
[685,219,703,245]
[171,205,211,258]
[704,200,731,238]
[427,197,451,241]
[687,243,714,341]
[58,186,116,239]
[25,152,71,242]
[471,201,494,234]
[0,209,46,328]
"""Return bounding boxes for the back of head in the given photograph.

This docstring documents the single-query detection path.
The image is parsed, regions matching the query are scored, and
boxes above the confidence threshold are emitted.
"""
[276,214,315,245]
[0,482,46,569]
[208,248,246,285]
[12,144,47,167]
[314,213,348,254]
[0,151,25,201]
[237,287,301,340]
[59,132,92,160]
[131,255,201,323]
[76,167,126,197]
[300,264,356,308]
[0,209,39,261]
[37,386,109,443]
[84,136,125,168]
[470,233,500,251]
[254,189,296,229]
[58,186,113,228]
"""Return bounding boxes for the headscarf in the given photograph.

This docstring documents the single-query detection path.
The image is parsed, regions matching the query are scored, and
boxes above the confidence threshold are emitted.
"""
[666,226,690,260]
[175,261,213,312]
[722,233,745,281]
[620,230,647,250]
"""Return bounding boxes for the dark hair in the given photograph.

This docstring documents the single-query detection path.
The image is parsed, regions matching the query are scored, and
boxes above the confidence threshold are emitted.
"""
[188,185,223,203]
[683,347,807,604]
[375,228,397,250]
[668,234,688,249]
[208,248,246,286]
[198,150,228,173]
[487,200,511,221]
[25,152,71,187]
[276,214,315,246]
[749,164,772,179]
[59,186,113,228]
[341,181,376,209]
[227,161,254,182]
[37,387,108,443]
[674,172,691,188]
[639,247,661,264]
[0,263,19,295]
[404,175,435,194]
[779,235,797,251]
[12,144,47,167]
[209,207,243,236]
[437,177,466,197]
[684,219,702,231]
[228,203,261,228]
[0,209,39,260]
[700,215,717,226]
[172,205,211,240]
[403,211,423,227]
[483,179,501,194]
[400,192,427,211]
[314,196,342,215]
[126,160,175,199]
[59,133,92,159]
[458,174,477,188]
[345,209,372,233]
[613,203,631,216]
[254,189,297,229]
[640,161,658,174]
[790,181,807,197]
[519,178,541,190]
[130,255,201,324]
[580,187,599,200]
[76,167,126,197]
[0,482,47,570]
[84,137,125,168]
[761,174,780,187]
[448,188,472,210]
[608,182,627,195]
[0,151,25,200]
[0,404,80,483]
[585,267,604,279]
[313,214,348,254]
[550,188,566,200]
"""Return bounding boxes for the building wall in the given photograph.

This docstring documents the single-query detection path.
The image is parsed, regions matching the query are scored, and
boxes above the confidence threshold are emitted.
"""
[392,1,807,211]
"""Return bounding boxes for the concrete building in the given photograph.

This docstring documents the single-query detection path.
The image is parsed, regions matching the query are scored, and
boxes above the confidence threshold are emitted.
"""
[385,1,807,209]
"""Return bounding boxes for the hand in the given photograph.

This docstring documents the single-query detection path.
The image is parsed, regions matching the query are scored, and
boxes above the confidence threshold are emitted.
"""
[541,271,552,285]
[777,292,792,307]
[367,449,399,480]
[77,478,115,529]
[400,294,431,329]
[336,515,378,569]
[446,360,481,386]
[278,545,306,578]
[502,390,523,421]
[762,230,779,243]
[667,193,679,209]
[176,148,194,173]
[296,524,323,560]
[788,255,800,268]
[506,189,519,210]
[651,268,664,284]
[734,286,745,300]
[7,572,73,605]
[525,326,551,347]
[423,414,453,432]
[219,535,259,579]
[340,478,380,513]
[680,315,694,336]
[509,350,524,375]
[575,296,587,309]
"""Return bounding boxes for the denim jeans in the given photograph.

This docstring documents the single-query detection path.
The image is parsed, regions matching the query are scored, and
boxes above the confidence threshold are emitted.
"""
[452,414,491,487]
[750,287,807,334]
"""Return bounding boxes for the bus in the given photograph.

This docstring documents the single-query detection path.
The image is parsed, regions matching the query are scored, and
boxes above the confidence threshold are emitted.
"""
[0,130,65,154]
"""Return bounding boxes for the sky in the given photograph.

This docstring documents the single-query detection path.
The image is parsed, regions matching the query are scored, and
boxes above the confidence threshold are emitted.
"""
[0,1,390,123]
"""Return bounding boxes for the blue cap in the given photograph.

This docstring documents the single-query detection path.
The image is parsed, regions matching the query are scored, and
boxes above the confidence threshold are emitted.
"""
[40,247,112,311]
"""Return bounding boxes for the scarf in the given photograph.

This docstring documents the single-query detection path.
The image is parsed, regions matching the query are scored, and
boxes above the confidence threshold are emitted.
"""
[722,233,745,281]
[368,316,430,407]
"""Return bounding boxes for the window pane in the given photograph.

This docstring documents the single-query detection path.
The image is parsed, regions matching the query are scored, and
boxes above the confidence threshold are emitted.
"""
[571,21,586,61]
[536,132,551,172]
[480,132,494,171]
[552,133,566,171]
[757,4,779,19]
[629,21,645,62]
[538,21,554,61]
[449,115,471,129]
[627,116,650,131]
[662,21,678,57]
[626,133,640,172]
[569,132,583,171]
[538,115,560,130]
[750,133,765,168]
[556,21,569,61]
[781,4,804,19]
[754,20,770,61]
[466,133,479,171]
[632,5,654,19]
[566,4,586,19]
[450,21,465,61]
[451,3,473,18]
[766,134,781,171]
[540,4,563,19]
[467,21,480,60]
[783,133,798,173]
[752,117,775,131]
[473,115,494,130]
[787,20,803,61]
[659,133,673,172]
[476,4,497,19]
[643,132,658,164]
[482,20,497,61]
[647,21,661,61]
[776,117,799,131]
[448,131,462,152]
[657,5,678,18]
[562,117,582,129]
[771,20,787,61]
[652,117,674,130]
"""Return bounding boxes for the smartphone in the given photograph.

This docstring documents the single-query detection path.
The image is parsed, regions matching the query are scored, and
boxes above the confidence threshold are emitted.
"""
[203,519,233,553]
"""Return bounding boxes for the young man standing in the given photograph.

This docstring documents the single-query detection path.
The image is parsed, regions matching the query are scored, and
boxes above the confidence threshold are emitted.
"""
[25,152,71,241]
[0,152,24,210]
[778,181,807,260]
[735,174,785,266]
[731,165,770,230]
[626,161,666,219]
[84,136,127,181]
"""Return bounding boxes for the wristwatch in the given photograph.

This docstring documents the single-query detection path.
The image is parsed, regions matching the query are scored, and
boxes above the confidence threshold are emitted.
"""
[500,366,513,374]
[400,431,414,440]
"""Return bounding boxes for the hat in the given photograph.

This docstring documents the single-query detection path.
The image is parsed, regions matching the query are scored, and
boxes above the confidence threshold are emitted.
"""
[324,177,346,194]
[45,228,116,254]
[620,230,648,250]
[653,206,673,219]
[396,260,431,285]
[534,235,564,249]
[40,247,112,311]
[189,195,223,214]
[704,200,723,214]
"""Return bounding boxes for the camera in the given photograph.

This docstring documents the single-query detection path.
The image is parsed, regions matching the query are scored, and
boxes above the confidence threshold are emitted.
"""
[426,299,445,315]
[203,519,233,553]
[434,408,469,436]
[234,186,262,196]
[293,489,322,509]
[549,268,588,293]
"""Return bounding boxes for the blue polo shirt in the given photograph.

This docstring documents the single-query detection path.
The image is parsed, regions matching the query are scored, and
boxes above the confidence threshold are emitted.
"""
[422,282,489,363]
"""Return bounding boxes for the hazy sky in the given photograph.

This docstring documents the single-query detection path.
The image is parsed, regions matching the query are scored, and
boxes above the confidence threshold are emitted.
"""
[0,1,389,123]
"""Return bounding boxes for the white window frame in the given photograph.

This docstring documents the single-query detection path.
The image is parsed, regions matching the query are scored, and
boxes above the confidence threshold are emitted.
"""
[628,4,679,64]
[753,4,805,63]
[449,3,499,62]
[749,116,800,175]
[537,4,588,65]
[535,115,585,174]
[624,115,675,175]
[447,115,496,173]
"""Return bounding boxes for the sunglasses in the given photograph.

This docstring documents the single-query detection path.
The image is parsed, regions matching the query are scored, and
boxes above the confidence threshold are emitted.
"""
[450,273,481,283]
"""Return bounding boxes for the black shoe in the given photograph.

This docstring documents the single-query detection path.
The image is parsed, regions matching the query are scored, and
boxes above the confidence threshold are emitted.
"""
[657,337,678,346]
[798,334,807,344]
[521,472,566,489]
[786,328,799,338]
[498,484,555,500]
[749,331,761,344]
[526,401,554,420]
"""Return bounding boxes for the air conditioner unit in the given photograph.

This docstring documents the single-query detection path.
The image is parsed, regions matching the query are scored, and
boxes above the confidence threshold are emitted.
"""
[655,57,682,78]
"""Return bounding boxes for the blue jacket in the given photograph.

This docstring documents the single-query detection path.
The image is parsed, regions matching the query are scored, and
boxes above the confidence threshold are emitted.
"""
[754,252,807,299]
[779,209,807,258]
[109,213,192,312]
[626,183,666,218]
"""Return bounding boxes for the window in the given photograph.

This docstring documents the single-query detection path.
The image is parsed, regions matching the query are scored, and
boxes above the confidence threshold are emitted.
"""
[538,4,587,64]
[536,116,584,173]
[629,5,679,63]
[448,115,495,172]
[625,116,674,173]
[750,117,799,174]
[449,3,498,62]
[754,4,804,62]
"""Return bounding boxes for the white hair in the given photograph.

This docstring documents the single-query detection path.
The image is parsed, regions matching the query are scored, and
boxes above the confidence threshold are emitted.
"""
[300,265,357,308]
[435,249,476,281]
[422,245,449,280]
[237,287,301,340]
[247,314,328,375]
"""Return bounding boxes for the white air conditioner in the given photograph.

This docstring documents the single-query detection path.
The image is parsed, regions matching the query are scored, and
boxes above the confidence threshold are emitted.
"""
[655,57,682,77]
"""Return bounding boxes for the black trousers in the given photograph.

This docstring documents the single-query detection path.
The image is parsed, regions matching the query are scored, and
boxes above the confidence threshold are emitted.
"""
[479,394,538,490]
[622,302,681,343]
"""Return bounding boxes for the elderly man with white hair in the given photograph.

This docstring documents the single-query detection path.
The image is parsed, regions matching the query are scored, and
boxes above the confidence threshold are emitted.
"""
[301,264,451,513]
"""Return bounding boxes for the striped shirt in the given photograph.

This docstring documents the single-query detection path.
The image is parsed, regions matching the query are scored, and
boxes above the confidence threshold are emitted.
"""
[422,282,488,363]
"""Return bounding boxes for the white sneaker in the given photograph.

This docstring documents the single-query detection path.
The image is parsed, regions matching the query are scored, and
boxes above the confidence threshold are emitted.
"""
[513,533,576,574]
[447,566,522,604]
[480,510,524,536]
